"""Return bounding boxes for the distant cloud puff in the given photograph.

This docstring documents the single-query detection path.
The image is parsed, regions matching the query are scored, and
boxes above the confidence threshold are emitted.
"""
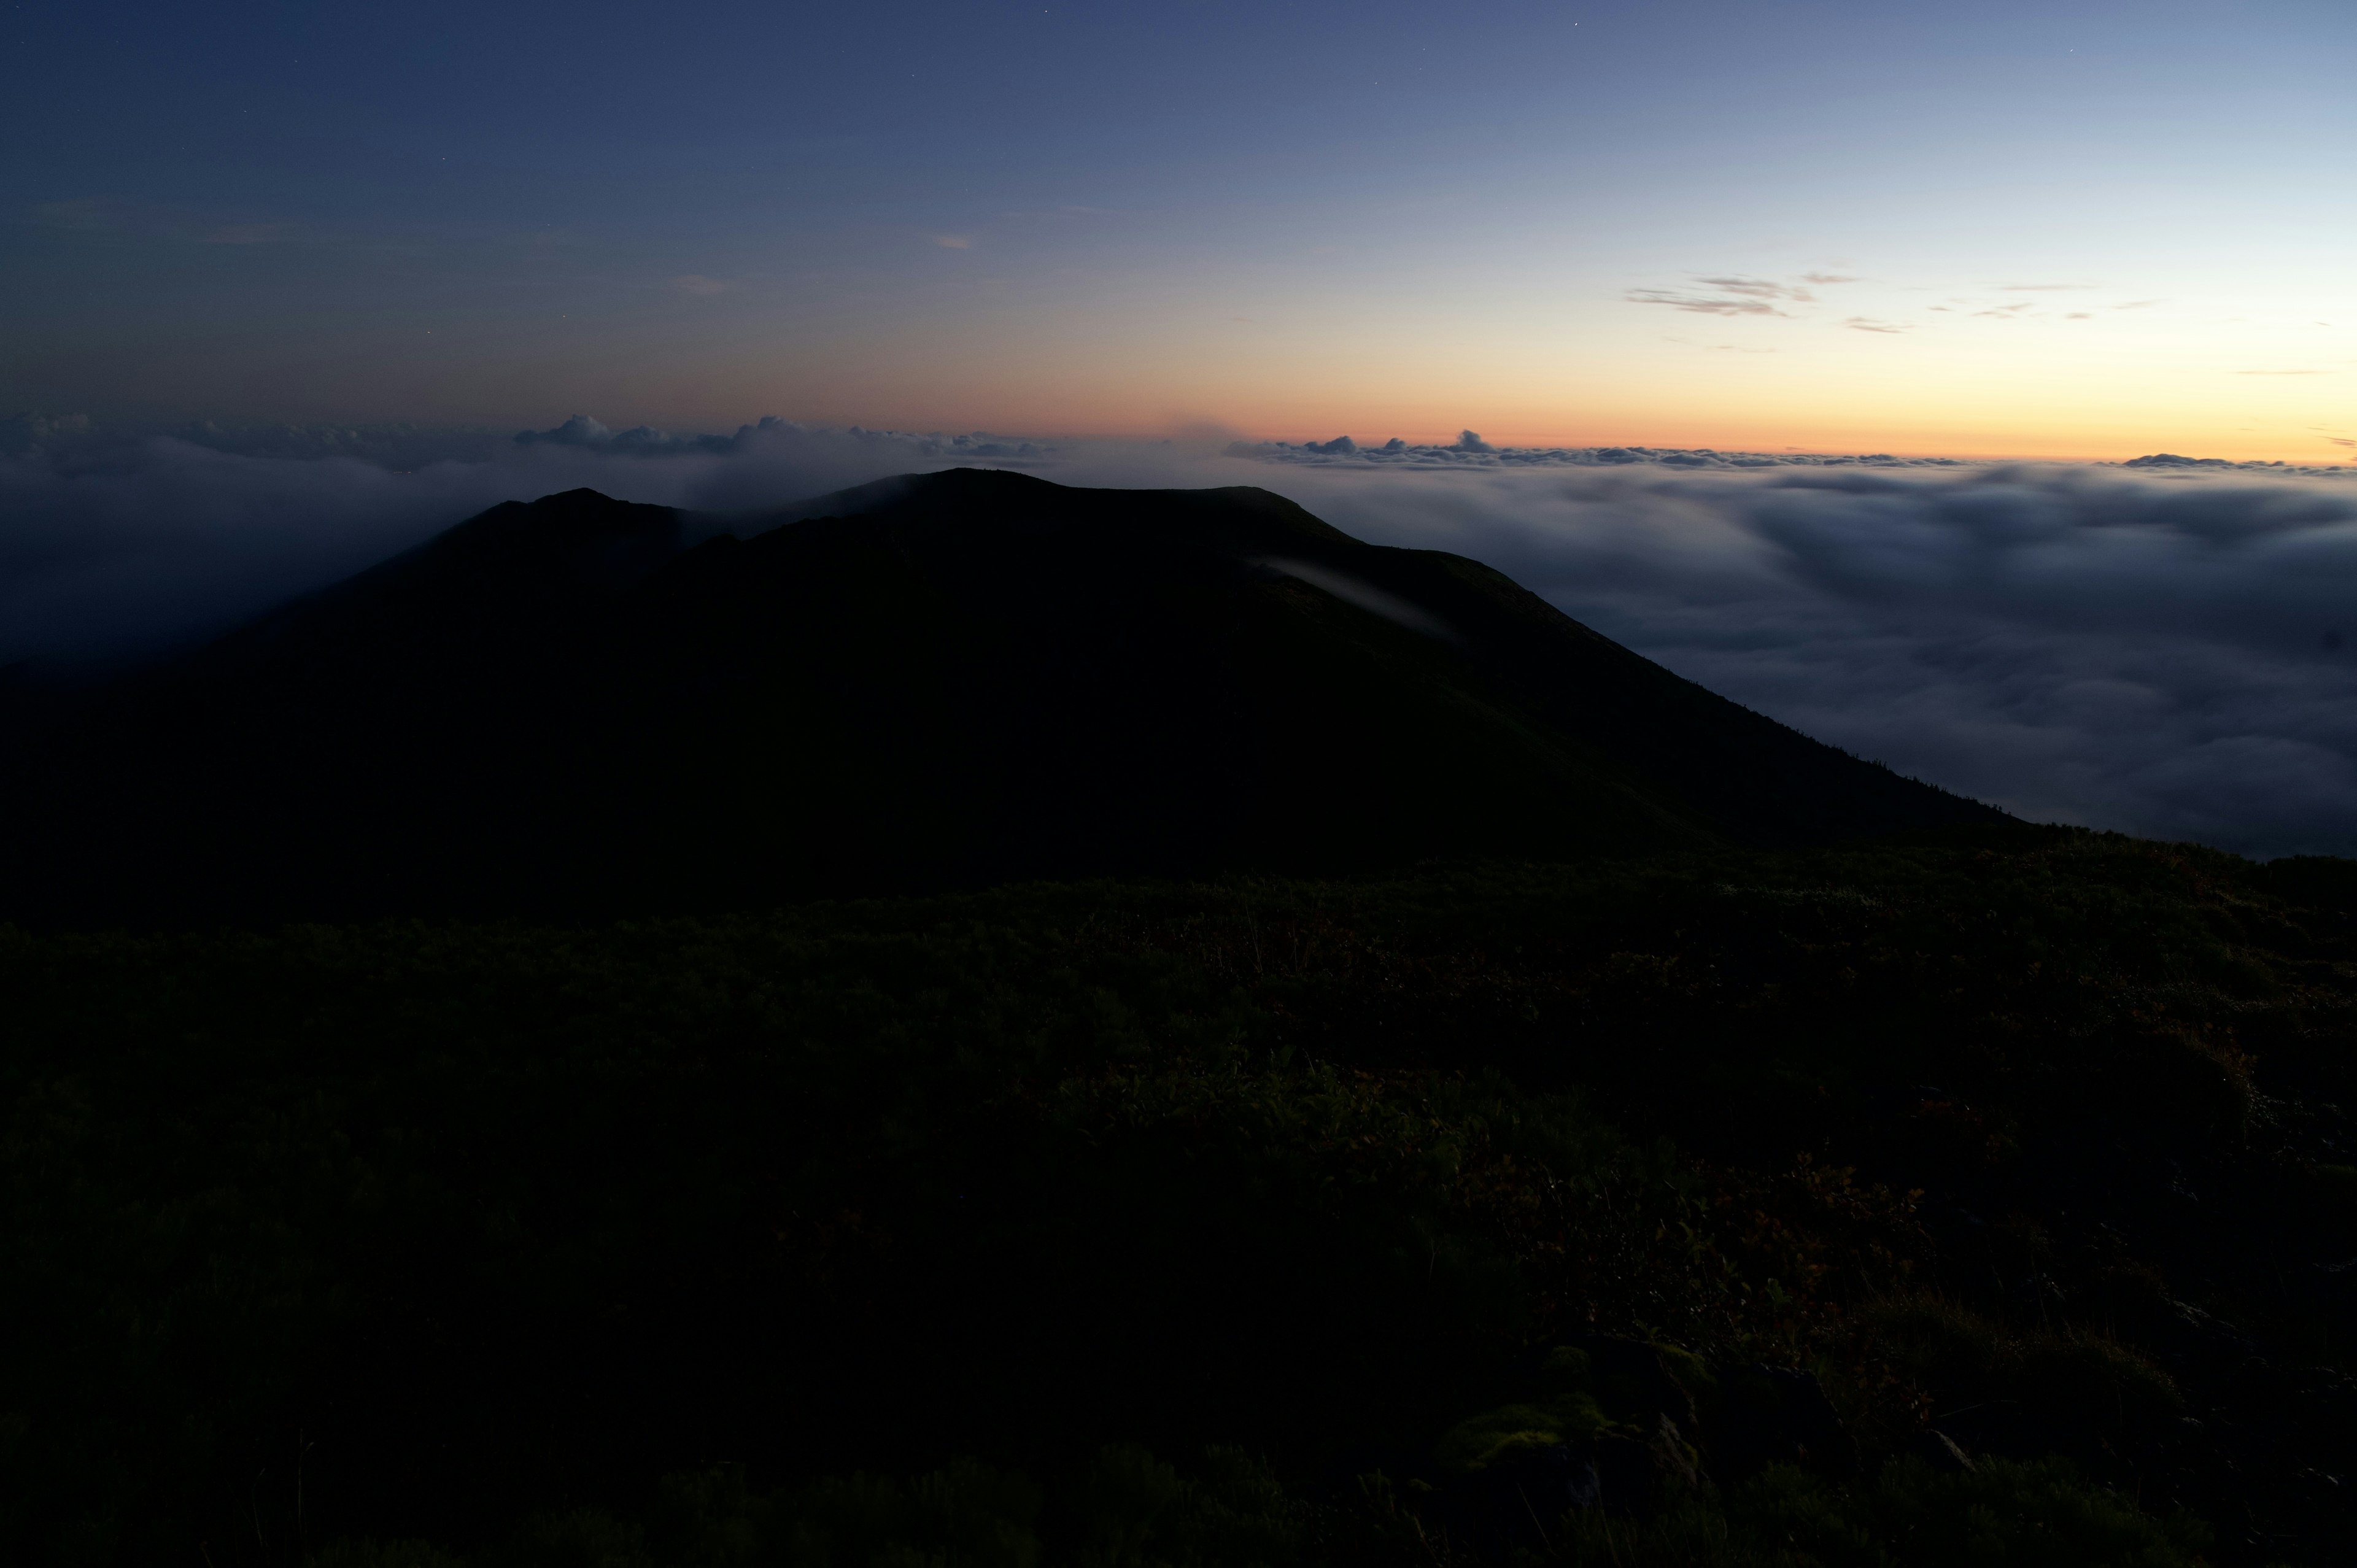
[514,414,735,455]
[0,412,92,455]
[2121,452,2306,470]
[931,234,973,249]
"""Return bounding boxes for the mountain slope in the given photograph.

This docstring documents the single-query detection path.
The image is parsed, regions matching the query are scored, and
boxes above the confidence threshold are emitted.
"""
[0,468,2005,923]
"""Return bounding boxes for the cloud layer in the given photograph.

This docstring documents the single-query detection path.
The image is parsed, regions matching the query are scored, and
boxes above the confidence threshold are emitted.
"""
[5,415,2356,857]
[1265,460,2357,858]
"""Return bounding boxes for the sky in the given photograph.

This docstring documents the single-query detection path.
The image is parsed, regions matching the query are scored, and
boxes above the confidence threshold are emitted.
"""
[4,0,2352,460]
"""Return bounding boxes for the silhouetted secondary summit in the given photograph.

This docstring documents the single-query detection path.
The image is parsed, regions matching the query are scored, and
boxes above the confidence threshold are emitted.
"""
[0,468,2004,922]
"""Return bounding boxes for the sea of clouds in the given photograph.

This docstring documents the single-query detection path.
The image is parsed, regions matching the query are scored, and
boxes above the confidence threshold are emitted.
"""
[5,410,2354,858]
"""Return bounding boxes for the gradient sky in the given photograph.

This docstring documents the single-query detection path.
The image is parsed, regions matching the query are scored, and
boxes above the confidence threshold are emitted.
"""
[4,0,2351,460]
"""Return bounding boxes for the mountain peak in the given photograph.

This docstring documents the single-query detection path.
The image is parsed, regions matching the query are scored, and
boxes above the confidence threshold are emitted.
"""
[745,465,1355,555]
[0,471,2003,925]
[428,486,679,558]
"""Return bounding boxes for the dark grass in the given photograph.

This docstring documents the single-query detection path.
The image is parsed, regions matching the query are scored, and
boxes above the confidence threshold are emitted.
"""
[3,827,2353,1564]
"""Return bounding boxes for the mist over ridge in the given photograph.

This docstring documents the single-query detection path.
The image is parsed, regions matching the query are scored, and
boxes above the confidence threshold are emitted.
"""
[6,409,2357,857]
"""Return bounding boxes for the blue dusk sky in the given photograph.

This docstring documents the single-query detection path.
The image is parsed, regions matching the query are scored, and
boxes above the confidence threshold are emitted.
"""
[2,0,2351,455]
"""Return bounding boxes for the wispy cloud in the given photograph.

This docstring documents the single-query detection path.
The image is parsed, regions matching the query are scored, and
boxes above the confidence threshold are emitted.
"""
[1844,317,1905,334]
[1624,274,1827,316]
[1626,289,1788,317]
[1999,282,2096,292]
[930,234,974,249]
[1692,276,1816,301]
[1799,272,1860,285]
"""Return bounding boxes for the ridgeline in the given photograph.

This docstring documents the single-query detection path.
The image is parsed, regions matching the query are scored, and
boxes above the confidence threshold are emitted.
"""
[0,469,1997,927]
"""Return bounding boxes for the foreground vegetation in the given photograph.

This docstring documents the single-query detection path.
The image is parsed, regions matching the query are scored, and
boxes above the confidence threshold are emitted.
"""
[3,827,2352,1565]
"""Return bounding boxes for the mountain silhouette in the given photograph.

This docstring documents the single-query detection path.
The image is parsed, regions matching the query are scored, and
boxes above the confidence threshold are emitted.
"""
[0,468,2004,924]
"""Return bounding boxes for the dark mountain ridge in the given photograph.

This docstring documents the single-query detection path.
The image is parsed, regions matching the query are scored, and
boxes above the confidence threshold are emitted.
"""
[0,468,2003,924]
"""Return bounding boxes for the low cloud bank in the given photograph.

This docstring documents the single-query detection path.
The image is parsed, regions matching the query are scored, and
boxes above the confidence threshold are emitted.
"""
[1268,462,2357,859]
[5,412,2356,856]
[1228,431,2345,476]
[510,414,1047,465]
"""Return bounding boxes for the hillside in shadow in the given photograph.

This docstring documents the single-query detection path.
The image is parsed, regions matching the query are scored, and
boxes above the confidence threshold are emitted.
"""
[0,469,2001,926]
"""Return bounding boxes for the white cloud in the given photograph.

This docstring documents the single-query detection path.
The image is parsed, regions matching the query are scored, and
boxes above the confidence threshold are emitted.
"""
[1252,458,2357,857]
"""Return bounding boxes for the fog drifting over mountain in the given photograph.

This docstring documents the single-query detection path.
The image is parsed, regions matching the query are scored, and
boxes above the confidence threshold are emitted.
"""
[6,414,2355,858]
